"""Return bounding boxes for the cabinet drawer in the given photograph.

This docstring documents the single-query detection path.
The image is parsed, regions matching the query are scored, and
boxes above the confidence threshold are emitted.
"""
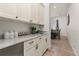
[24,46,36,56]
[24,38,39,50]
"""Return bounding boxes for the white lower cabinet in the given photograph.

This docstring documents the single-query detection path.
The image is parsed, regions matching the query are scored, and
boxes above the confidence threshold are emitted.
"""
[41,36,48,53]
[24,35,48,56]
[24,38,38,56]
[44,37,48,49]
[35,43,43,56]
[24,46,36,56]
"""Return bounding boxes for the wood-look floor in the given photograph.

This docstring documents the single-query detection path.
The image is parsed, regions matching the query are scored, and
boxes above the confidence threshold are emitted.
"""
[44,36,75,56]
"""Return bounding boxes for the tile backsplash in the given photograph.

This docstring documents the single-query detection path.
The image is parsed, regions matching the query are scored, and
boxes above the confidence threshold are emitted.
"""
[0,18,44,36]
[0,20,31,35]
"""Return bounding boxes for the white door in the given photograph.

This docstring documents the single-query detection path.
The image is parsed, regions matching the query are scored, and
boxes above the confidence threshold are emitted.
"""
[0,3,17,19]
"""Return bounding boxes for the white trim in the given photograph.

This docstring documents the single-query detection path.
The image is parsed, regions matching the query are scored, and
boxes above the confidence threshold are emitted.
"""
[68,38,78,56]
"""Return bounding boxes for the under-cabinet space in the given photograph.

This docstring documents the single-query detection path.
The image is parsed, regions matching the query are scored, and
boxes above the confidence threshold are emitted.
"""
[0,42,24,56]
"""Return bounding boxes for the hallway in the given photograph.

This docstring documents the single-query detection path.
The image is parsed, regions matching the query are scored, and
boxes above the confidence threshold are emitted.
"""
[44,36,75,56]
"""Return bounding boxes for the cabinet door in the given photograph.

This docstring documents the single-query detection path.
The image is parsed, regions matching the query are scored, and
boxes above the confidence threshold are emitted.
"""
[45,37,48,49]
[38,4,44,25]
[41,36,48,53]
[35,37,47,56]
[0,3,16,19]
[45,35,50,48]
[24,38,39,56]
[30,3,44,25]
[16,3,30,22]
[30,3,39,24]
[35,43,43,56]
[24,46,36,56]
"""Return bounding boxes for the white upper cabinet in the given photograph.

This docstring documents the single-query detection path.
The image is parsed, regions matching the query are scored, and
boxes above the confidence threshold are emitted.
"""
[0,3,44,25]
[30,3,44,25]
[16,3,39,23]
[0,3,17,19]
[38,4,44,25]
[16,3,31,22]
[30,3,39,24]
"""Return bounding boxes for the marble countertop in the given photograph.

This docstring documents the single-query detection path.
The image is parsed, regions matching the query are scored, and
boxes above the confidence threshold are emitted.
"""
[0,33,47,49]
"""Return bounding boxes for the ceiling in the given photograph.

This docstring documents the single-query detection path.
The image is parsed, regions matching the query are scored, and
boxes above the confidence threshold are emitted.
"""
[50,3,70,18]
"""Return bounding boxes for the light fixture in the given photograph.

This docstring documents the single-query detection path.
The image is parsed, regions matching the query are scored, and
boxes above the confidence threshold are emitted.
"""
[53,6,56,8]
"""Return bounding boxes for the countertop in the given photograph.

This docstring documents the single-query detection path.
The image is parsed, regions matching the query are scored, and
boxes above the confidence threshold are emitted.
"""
[0,33,47,49]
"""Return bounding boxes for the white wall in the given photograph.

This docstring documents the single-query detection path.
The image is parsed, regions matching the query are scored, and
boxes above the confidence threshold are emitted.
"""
[50,3,69,17]
[67,3,79,55]
[50,3,69,37]
[51,16,67,36]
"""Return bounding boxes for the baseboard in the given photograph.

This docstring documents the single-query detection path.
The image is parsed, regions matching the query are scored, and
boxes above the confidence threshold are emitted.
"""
[68,38,78,56]
[60,35,67,38]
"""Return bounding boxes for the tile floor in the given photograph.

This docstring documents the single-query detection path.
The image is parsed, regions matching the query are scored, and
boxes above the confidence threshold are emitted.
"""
[44,36,75,56]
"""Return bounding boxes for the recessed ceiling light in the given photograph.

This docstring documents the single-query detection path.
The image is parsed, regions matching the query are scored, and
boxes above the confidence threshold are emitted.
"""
[53,6,56,8]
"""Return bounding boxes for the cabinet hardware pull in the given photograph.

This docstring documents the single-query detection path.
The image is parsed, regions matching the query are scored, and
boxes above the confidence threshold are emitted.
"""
[16,16,18,18]
[29,41,34,44]
[30,20,32,22]
[46,39,47,42]
[36,44,38,50]
[39,38,41,39]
